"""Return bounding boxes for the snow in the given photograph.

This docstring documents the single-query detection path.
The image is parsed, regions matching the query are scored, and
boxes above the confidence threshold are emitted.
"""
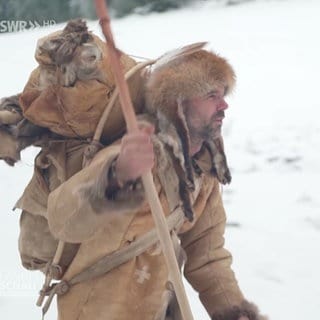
[1,0,320,319]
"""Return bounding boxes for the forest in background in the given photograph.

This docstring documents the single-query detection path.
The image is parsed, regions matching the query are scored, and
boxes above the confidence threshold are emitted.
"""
[0,0,256,27]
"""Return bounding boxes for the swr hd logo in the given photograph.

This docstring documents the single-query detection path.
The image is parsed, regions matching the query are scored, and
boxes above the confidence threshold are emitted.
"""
[0,20,56,33]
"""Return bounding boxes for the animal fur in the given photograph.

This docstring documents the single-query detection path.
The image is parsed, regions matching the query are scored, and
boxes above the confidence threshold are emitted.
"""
[0,94,50,166]
[36,19,107,87]
[205,139,232,184]
[211,300,268,320]
[156,111,194,221]
[145,50,236,115]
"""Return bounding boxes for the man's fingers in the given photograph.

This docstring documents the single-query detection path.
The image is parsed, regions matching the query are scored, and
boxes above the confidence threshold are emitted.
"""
[122,125,154,143]
[122,132,152,146]
[129,154,155,168]
[122,143,154,156]
[120,156,154,181]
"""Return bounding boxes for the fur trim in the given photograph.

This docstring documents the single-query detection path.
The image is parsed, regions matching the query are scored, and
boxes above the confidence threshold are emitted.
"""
[211,300,268,320]
[156,112,194,221]
[205,138,231,184]
[81,154,145,214]
[192,139,231,185]
[145,49,236,115]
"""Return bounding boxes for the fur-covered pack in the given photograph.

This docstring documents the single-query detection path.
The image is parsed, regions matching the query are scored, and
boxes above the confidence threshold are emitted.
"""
[19,19,144,141]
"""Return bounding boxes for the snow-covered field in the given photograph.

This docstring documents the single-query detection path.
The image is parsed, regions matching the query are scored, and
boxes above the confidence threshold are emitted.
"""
[1,0,319,319]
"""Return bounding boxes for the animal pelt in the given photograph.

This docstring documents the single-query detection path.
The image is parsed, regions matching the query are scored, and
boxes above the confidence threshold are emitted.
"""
[202,139,231,184]
[20,19,142,139]
[155,110,195,221]
[0,94,51,166]
[211,300,268,320]
[47,19,93,66]
[35,18,112,87]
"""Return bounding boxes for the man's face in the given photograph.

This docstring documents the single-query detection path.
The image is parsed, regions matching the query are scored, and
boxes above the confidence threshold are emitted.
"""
[185,85,228,155]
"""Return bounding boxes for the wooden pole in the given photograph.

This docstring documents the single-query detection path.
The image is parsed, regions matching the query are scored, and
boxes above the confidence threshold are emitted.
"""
[94,1,194,319]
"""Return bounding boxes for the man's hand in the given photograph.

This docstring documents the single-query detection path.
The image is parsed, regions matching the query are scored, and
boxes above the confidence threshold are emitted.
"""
[115,125,155,184]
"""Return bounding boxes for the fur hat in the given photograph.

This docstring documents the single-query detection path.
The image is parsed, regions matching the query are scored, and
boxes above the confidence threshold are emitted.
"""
[145,49,236,115]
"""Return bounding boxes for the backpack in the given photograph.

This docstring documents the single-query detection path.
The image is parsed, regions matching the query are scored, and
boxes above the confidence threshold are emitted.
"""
[5,19,145,277]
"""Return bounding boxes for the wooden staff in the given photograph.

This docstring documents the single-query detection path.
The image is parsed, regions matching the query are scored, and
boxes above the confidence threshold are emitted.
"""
[94,1,194,319]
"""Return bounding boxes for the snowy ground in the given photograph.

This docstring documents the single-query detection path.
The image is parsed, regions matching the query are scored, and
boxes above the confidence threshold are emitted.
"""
[1,0,320,319]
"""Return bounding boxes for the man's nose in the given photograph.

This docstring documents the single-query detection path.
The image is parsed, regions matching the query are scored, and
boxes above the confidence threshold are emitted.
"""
[218,99,228,111]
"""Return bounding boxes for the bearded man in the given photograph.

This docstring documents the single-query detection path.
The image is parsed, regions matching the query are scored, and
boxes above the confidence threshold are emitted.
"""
[41,49,267,320]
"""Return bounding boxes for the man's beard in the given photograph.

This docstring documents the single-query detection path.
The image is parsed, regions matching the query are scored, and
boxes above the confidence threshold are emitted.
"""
[187,111,225,146]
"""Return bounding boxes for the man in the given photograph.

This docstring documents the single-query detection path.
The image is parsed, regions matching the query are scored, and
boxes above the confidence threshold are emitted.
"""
[43,50,267,320]
[0,21,266,318]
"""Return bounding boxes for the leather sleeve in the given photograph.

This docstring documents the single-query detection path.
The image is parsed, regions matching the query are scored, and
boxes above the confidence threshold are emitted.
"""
[47,144,144,243]
[180,179,245,316]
